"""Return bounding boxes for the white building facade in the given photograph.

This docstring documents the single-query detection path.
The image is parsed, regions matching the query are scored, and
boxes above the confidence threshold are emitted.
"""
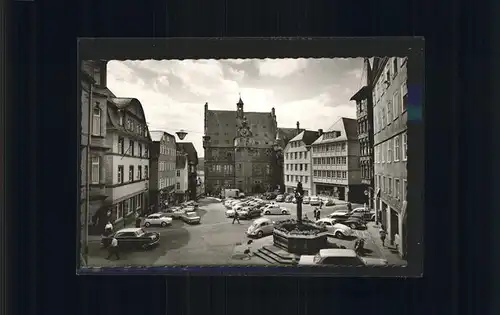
[283,130,319,196]
[104,97,151,228]
[372,57,408,258]
[175,154,189,203]
[311,118,365,203]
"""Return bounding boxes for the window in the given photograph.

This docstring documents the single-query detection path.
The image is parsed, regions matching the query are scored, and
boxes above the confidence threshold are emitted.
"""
[118,137,125,154]
[402,132,408,160]
[304,164,308,171]
[93,68,101,85]
[137,195,142,209]
[129,165,134,181]
[119,114,124,126]
[177,170,181,177]
[304,151,307,159]
[381,108,386,126]
[294,152,298,159]
[176,182,180,190]
[294,164,298,171]
[138,144,142,157]
[286,175,290,182]
[388,178,393,195]
[403,179,407,201]
[305,176,308,183]
[387,101,393,122]
[117,165,124,184]
[129,140,135,156]
[138,166,142,180]
[91,156,99,184]
[144,147,148,158]
[145,166,148,179]
[382,176,385,192]
[92,106,101,136]
[401,79,408,113]
[342,171,347,179]
[126,119,131,130]
[393,91,400,119]
[393,58,398,76]
[300,164,303,171]
[395,179,400,200]
[381,142,385,163]
[387,139,392,163]
[394,136,401,161]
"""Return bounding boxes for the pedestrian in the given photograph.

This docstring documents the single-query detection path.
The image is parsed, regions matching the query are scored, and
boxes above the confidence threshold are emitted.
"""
[379,226,387,247]
[319,200,323,209]
[313,208,317,220]
[232,210,241,224]
[106,236,120,260]
[135,213,142,228]
[104,221,113,236]
[316,208,321,220]
[347,202,352,211]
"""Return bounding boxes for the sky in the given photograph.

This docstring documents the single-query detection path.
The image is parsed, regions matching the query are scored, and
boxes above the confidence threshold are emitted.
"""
[107,58,367,158]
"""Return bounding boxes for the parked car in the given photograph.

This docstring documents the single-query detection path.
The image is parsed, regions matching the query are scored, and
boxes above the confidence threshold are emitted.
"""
[246,217,275,238]
[292,197,297,203]
[262,204,290,215]
[163,207,186,219]
[315,219,353,238]
[309,196,321,206]
[284,195,294,203]
[298,249,388,266]
[329,209,350,217]
[275,194,285,202]
[302,196,311,204]
[341,217,366,229]
[182,200,199,209]
[349,207,376,221]
[265,193,277,200]
[325,198,335,206]
[181,211,201,224]
[225,209,236,217]
[237,206,262,219]
[101,228,160,250]
[143,213,173,227]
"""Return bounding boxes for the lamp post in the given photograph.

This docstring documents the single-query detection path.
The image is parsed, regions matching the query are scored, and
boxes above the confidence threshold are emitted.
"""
[295,181,304,225]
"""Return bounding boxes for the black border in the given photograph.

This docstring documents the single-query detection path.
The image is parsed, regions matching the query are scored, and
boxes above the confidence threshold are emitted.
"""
[77,37,424,277]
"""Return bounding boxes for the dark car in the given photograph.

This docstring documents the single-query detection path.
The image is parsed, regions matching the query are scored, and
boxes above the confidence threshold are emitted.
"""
[284,195,294,203]
[275,194,285,202]
[342,217,366,229]
[101,228,160,250]
[238,206,262,219]
[265,193,277,200]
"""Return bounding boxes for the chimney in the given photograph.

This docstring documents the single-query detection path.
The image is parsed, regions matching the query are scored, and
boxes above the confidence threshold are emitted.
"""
[318,129,324,136]
[296,121,300,131]
[271,107,275,117]
[204,102,208,111]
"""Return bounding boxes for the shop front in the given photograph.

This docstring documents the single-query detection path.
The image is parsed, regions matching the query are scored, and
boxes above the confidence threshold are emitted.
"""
[314,184,346,200]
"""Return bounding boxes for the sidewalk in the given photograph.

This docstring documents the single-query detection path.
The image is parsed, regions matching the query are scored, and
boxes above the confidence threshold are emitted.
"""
[366,222,407,266]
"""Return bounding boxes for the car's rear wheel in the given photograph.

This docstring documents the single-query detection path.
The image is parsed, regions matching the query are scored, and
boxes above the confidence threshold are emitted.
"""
[145,222,151,227]
[161,221,167,227]
[257,231,264,238]
[335,231,344,239]
[282,210,288,214]
[265,211,271,215]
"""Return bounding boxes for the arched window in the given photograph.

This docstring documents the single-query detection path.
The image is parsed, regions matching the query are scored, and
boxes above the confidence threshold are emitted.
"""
[92,106,101,136]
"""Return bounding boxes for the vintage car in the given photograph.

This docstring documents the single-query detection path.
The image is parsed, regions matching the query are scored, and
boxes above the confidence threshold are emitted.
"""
[163,207,186,219]
[181,211,201,224]
[302,196,311,204]
[275,194,286,202]
[262,204,290,215]
[101,228,160,250]
[298,249,388,266]
[237,206,262,219]
[341,217,366,230]
[349,207,376,221]
[182,200,199,209]
[143,213,173,227]
[309,196,321,206]
[284,195,294,203]
[315,219,353,239]
[246,218,275,238]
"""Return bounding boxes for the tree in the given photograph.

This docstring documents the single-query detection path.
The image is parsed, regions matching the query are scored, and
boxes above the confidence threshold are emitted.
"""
[295,182,304,224]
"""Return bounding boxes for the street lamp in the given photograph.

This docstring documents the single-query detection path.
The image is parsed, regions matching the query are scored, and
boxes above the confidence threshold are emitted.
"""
[295,182,304,225]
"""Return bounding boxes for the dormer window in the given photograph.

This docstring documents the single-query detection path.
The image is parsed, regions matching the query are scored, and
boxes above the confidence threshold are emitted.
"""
[119,112,124,126]
[92,105,101,136]
[126,119,131,130]
[93,67,101,86]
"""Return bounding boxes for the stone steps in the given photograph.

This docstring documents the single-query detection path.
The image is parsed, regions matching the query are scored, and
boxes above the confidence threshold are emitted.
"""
[255,245,296,265]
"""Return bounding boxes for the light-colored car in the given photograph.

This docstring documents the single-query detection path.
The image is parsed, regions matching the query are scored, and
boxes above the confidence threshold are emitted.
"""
[246,217,275,238]
[181,211,201,224]
[325,199,335,206]
[302,196,311,204]
[165,207,186,219]
[262,204,290,215]
[315,218,352,238]
[309,196,321,206]
[182,205,196,213]
[298,249,388,266]
[350,207,376,221]
[144,213,173,227]
[329,209,350,217]
[225,209,236,217]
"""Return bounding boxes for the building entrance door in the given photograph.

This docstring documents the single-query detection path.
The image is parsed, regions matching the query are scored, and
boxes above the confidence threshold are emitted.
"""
[390,209,399,245]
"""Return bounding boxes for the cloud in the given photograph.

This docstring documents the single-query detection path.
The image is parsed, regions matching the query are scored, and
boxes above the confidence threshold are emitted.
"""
[105,58,364,157]
[257,58,309,78]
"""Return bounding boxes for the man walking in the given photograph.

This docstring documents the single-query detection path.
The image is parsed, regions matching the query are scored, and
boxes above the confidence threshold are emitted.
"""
[316,208,321,221]
[106,236,120,260]
[379,225,387,247]
[232,210,241,224]
[313,208,317,221]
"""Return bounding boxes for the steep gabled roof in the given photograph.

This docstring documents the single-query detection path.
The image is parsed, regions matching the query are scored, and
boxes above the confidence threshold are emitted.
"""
[176,142,198,165]
[149,131,165,142]
[290,130,321,145]
[312,117,358,145]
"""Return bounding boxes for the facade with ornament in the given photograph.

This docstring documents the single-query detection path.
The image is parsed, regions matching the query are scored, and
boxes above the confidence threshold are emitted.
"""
[203,97,292,195]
